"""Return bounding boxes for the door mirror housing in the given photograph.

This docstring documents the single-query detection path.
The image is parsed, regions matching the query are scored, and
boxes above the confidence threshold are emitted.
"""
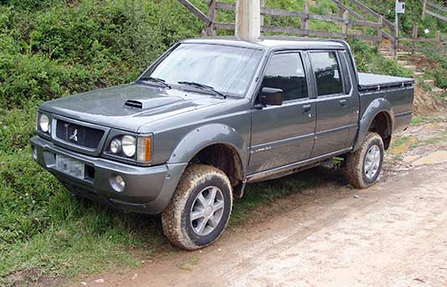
[259,87,283,106]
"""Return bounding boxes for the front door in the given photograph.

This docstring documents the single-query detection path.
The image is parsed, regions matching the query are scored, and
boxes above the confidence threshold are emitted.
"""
[248,51,316,174]
[309,51,356,156]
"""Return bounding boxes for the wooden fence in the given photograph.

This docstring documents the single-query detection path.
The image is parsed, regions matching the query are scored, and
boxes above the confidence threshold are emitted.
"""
[178,0,447,56]
[400,27,447,54]
[423,0,447,22]
[179,0,384,51]
[333,0,397,54]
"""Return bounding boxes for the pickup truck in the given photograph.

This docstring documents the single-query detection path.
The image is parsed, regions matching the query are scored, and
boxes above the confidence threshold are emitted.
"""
[31,38,414,250]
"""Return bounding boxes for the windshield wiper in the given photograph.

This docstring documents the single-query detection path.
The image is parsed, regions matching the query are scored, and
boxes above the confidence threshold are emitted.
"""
[178,81,227,99]
[139,76,171,89]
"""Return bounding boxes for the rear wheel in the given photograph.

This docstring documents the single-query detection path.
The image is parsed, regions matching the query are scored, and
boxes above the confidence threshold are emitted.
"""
[345,132,384,189]
[162,164,233,250]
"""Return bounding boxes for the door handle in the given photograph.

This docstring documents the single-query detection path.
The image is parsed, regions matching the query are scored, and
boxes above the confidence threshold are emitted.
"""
[339,99,347,107]
[302,104,312,112]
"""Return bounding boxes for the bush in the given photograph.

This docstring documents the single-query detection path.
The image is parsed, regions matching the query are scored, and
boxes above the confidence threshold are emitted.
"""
[349,39,413,78]
[434,68,447,89]
[0,1,202,279]
[0,0,203,109]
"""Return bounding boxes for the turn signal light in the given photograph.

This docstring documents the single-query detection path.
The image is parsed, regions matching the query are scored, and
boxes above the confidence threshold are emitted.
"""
[137,136,152,163]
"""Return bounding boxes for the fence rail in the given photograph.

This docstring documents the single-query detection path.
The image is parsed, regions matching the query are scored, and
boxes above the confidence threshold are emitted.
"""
[179,0,384,51]
[333,0,396,33]
[423,0,447,22]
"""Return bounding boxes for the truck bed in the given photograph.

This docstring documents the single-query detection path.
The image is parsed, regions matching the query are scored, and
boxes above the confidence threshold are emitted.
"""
[358,73,414,92]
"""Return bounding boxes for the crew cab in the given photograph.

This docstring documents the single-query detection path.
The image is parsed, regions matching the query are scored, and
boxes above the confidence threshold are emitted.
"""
[31,38,414,250]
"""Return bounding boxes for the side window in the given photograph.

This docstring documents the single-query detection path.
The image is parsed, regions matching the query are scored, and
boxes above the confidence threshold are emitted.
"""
[262,53,308,101]
[310,52,343,96]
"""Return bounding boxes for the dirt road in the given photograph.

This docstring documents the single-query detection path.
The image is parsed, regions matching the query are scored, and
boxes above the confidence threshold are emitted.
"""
[79,122,447,287]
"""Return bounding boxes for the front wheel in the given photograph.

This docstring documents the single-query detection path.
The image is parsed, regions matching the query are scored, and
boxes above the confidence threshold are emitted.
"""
[345,132,384,189]
[162,164,233,250]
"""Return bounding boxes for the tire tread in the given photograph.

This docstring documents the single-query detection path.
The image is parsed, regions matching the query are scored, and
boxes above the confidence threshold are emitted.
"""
[162,164,232,250]
[345,132,383,189]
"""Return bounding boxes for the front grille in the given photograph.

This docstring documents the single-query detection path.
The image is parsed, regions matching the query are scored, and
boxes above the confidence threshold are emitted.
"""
[55,120,104,149]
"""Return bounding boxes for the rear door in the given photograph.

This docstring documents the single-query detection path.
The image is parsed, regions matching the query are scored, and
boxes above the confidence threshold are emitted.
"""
[248,51,316,174]
[309,50,357,157]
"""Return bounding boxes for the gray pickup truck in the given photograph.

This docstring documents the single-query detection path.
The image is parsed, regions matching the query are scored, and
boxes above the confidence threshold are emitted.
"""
[31,38,414,250]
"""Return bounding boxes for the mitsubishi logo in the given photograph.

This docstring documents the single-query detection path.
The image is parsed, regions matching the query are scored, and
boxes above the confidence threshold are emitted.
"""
[69,129,78,142]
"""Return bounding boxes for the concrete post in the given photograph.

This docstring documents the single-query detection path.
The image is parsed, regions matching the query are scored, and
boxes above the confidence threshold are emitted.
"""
[235,0,261,42]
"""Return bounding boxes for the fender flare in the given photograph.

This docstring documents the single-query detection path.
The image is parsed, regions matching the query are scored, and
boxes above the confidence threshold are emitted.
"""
[353,98,394,151]
[167,123,248,174]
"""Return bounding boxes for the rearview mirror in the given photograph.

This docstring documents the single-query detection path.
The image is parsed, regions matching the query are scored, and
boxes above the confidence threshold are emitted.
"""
[259,87,283,106]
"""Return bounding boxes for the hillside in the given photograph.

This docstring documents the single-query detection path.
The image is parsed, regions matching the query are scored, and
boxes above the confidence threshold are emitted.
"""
[0,0,445,286]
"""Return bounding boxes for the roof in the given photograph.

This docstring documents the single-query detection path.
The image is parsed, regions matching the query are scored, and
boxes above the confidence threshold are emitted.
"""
[181,36,347,51]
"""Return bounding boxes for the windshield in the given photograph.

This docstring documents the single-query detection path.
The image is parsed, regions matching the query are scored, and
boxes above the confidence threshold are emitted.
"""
[141,43,263,97]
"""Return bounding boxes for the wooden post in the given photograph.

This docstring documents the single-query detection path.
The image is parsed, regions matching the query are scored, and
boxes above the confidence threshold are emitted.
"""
[411,26,418,55]
[422,0,428,20]
[394,36,398,57]
[436,30,442,51]
[301,3,309,36]
[377,16,383,52]
[342,11,349,39]
[338,0,344,17]
[205,0,217,36]
[235,0,261,41]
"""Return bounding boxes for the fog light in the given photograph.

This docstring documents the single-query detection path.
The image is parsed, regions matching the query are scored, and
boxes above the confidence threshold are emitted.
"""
[31,146,38,161]
[110,174,125,192]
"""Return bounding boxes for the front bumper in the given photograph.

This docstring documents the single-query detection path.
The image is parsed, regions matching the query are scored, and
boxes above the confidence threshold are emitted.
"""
[30,136,187,214]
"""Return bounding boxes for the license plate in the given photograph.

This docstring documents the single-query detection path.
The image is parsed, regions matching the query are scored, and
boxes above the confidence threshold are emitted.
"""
[55,155,85,179]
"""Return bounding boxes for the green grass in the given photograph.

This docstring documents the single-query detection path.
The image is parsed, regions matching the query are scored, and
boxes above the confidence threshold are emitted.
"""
[231,171,322,225]
[411,115,447,125]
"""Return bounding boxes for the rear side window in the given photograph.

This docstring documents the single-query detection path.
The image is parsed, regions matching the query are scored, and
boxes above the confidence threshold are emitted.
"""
[310,52,343,96]
[262,53,308,101]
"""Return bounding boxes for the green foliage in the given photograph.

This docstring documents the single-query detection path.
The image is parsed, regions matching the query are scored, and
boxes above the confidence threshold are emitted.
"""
[360,0,447,36]
[0,0,202,109]
[0,101,39,154]
[0,0,202,282]
[421,51,447,89]
[349,39,412,78]
[433,68,447,89]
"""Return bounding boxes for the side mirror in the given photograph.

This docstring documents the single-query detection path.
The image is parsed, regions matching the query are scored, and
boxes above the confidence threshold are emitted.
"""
[259,87,283,106]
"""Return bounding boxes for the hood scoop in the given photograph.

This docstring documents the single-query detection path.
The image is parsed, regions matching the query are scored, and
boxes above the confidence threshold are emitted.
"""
[124,96,182,110]
[124,100,143,109]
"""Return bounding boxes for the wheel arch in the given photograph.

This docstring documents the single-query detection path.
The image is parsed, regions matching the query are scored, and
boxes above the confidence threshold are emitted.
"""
[353,98,394,151]
[167,124,248,198]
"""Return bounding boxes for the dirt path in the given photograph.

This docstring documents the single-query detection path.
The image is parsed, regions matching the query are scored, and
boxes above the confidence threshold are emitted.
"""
[76,122,447,287]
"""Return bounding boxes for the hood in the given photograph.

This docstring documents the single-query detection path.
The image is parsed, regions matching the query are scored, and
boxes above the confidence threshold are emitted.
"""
[40,83,225,132]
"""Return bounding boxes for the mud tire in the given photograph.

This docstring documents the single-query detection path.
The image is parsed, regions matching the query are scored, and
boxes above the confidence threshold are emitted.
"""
[345,132,384,189]
[162,164,233,250]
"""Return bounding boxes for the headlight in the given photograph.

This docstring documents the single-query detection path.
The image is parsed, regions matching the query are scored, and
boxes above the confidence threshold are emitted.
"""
[106,134,152,164]
[121,135,136,157]
[39,114,50,133]
[110,138,122,154]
